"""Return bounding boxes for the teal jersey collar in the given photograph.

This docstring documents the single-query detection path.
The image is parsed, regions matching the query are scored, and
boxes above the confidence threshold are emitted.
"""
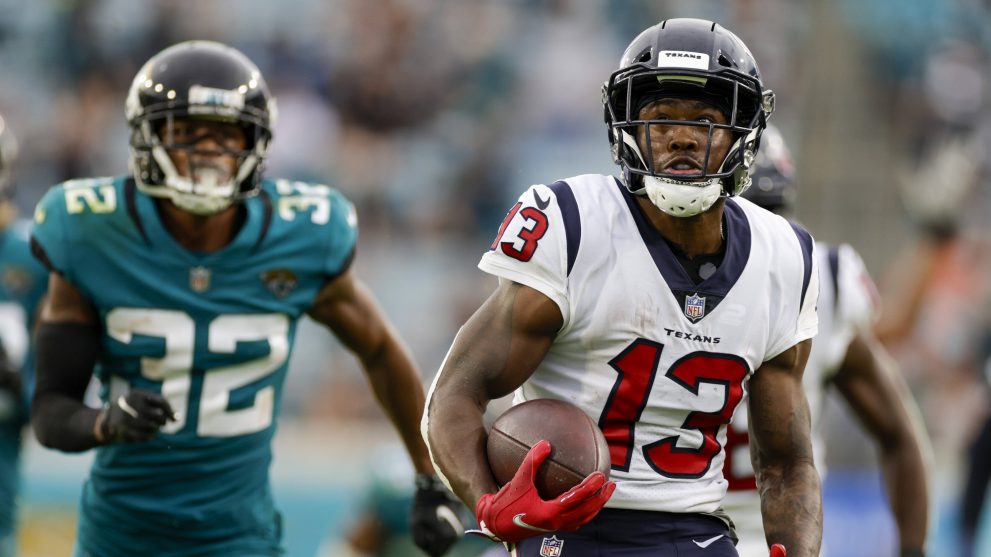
[127,179,270,264]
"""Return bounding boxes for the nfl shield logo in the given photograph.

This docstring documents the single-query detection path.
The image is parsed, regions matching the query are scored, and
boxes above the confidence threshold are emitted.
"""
[684,293,706,321]
[189,266,211,293]
[540,536,564,556]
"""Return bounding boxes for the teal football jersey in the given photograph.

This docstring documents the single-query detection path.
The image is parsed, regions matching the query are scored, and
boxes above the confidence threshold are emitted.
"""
[32,176,356,553]
[0,218,47,542]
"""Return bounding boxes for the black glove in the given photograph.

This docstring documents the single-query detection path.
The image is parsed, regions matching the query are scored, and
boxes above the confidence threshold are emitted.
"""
[898,130,981,242]
[0,355,22,422]
[409,473,470,557]
[96,389,175,444]
[0,359,21,400]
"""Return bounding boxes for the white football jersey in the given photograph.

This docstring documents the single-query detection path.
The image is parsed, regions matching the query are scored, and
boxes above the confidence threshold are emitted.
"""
[722,241,879,555]
[477,174,819,514]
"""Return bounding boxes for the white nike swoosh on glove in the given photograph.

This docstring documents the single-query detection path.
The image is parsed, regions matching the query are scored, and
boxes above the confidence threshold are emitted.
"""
[436,505,465,535]
[692,534,724,548]
[117,395,140,419]
[512,513,555,533]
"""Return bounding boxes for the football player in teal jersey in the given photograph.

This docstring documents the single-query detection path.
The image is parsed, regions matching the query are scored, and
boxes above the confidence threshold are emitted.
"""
[29,41,463,557]
[0,116,49,557]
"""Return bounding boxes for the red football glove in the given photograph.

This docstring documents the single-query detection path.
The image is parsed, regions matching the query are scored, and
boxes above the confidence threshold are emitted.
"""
[470,440,615,543]
[770,544,786,557]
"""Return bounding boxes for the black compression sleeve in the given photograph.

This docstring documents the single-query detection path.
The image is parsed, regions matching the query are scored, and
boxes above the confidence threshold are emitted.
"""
[32,321,103,452]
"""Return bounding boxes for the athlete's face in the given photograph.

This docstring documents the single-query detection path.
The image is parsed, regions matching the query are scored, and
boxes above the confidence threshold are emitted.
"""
[635,98,732,177]
[159,118,247,183]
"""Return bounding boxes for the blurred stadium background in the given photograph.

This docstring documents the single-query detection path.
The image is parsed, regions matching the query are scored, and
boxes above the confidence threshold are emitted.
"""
[0,0,989,555]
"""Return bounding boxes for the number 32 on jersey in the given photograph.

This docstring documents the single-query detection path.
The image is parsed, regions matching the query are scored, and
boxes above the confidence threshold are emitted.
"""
[106,308,288,438]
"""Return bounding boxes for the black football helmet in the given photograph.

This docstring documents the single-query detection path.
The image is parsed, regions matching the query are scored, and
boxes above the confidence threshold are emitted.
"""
[742,123,796,215]
[125,40,276,215]
[603,18,774,216]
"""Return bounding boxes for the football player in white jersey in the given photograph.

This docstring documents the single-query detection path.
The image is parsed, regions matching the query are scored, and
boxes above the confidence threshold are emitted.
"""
[423,19,819,557]
[723,124,930,557]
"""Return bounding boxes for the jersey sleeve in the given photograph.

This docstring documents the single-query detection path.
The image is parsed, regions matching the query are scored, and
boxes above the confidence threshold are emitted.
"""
[796,245,820,341]
[478,183,572,322]
[10,220,50,326]
[766,222,819,359]
[835,243,880,333]
[30,184,72,276]
[813,243,879,382]
[322,189,358,278]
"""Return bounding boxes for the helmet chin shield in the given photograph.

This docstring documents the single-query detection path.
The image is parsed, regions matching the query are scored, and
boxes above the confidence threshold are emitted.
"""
[643,175,723,217]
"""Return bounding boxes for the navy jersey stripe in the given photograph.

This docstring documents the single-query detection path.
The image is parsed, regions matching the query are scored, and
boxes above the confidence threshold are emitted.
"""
[827,244,840,312]
[616,178,752,298]
[547,181,581,276]
[711,199,753,294]
[790,222,814,307]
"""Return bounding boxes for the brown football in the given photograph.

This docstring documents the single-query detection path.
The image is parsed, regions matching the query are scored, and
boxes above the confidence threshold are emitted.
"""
[486,398,611,499]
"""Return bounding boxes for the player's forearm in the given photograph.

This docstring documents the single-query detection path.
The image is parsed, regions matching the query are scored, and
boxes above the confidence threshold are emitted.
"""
[32,321,102,452]
[423,388,499,510]
[362,338,434,474]
[873,239,947,348]
[880,434,929,551]
[31,393,101,452]
[758,458,822,557]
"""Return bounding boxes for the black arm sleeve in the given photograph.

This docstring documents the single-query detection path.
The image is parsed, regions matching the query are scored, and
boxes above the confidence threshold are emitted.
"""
[31,321,102,452]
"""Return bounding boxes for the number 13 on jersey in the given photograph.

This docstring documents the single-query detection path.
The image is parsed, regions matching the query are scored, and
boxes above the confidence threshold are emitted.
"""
[599,338,749,478]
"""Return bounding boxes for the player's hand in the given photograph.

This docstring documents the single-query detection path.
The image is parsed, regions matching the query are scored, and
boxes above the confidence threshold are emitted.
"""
[0,357,21,399]
[96,389,175,444]
[898,130,981,240]
[409,473,469,557]
[470,440,616,543]
[770,544,786,557]
[0,355,22,422]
